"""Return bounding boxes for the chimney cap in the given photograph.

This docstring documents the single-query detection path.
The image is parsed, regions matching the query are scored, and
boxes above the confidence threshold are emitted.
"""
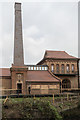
[15,2,21,5]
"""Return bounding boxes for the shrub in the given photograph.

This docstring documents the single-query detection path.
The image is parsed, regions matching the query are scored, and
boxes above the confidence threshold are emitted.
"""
[77,100,80,109]
[2,98,62,120]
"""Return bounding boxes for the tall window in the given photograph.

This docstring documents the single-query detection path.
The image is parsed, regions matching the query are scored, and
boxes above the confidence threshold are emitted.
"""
[56,64,59,73]
[51,64,54,72]
[72,64,74,72]
[66,64,69,73]
[61,64,64,73]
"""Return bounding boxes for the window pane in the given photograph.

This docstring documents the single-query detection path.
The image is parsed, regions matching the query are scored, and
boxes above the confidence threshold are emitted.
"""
[36,67,38,70]
[28,66,30,70]
[66,64,69,73]
[42,67,44,70]
[40,67,41,70]
[56,64,59,73]
[61,64,64,73]
[30,67,33,70]
[72,64,74,72]
[51,64,54,72]
[45,67,48,70]
[34,67,36,70]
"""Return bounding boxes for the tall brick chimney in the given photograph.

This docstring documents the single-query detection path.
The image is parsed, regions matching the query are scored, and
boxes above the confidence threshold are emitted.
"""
[11,3,27,95]
[14,3,24,66]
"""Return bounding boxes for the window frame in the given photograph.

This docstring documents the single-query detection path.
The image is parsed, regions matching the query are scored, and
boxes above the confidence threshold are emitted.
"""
[56,64,59,73]
[66,64,70,73]
[51,64,54,72]
[61,64,64,73]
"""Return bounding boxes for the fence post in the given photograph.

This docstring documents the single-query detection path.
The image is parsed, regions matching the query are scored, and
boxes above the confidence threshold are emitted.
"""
[34,95,36,100]
[4,96,9,105]
[61,95,63,103]
[53,94,54,104]
[60,80,62,93]
[78,93,79,100]
[70,94,72,101]
[67,94,69,101]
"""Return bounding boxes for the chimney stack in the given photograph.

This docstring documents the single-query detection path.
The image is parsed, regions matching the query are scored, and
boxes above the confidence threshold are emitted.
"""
[14,3,24,66]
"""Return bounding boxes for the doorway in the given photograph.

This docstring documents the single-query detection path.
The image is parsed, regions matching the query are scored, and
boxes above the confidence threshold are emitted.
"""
[17,83,22,93]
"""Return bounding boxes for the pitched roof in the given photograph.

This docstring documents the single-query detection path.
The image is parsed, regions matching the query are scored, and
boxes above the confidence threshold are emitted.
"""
[44,50,77,59]
[26,70,60,82]
[0,68,10,77]
[0,68,60,83]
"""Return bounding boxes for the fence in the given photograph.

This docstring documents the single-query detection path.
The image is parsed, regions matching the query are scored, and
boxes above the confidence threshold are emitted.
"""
[0,89,80,101]
[1,88,60,96]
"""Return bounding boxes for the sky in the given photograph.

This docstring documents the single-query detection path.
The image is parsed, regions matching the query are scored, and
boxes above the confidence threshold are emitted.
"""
[0,0,79,67]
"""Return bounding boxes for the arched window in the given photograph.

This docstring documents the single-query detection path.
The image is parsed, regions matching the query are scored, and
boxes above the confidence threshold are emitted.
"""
[51,64,54,72]
[56,64,59,73]
[66,64,69,73]
[62,79,71,88]
[61,64,64,73]
[72,64,74,72]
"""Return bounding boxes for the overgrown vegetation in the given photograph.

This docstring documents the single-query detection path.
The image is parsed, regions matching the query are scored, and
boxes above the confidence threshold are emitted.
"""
[77,100,80,109]
[2,98,62,120]
[2,97,80,120]
[61,100,80,120]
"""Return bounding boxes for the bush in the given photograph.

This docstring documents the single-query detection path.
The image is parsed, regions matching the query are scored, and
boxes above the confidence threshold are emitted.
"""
[2,98,62,120]
[77,100,80,109]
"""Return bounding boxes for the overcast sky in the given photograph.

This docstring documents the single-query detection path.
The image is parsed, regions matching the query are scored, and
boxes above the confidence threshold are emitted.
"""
[0,0,79,67]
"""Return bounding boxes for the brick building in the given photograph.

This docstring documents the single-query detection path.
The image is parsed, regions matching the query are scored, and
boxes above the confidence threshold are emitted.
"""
[37,50,79,90]
[0,3,79,95]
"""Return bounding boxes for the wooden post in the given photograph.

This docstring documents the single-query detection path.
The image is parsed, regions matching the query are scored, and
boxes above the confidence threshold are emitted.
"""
[67,94,69,101]
[53,94,54,104]
[34,95,36,100]
[4,96,9,105]
[71,96,72,101]
[60,80,62,93]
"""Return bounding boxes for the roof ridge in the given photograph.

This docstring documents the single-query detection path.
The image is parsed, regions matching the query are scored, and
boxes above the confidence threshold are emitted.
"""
[46,50,65,52]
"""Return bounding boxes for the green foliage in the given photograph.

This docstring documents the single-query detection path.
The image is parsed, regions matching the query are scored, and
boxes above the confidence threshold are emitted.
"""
[77,100,80,109]
[65,102,71,106]
[2,98,62,120]
[59,103,63,109]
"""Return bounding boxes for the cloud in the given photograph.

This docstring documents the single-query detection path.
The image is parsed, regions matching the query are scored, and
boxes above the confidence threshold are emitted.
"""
[1,33,13,67]
[1,2,78,67]
[24,25,39,37]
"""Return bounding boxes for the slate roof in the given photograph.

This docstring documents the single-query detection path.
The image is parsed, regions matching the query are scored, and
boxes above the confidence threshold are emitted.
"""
[44,50,77,59]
